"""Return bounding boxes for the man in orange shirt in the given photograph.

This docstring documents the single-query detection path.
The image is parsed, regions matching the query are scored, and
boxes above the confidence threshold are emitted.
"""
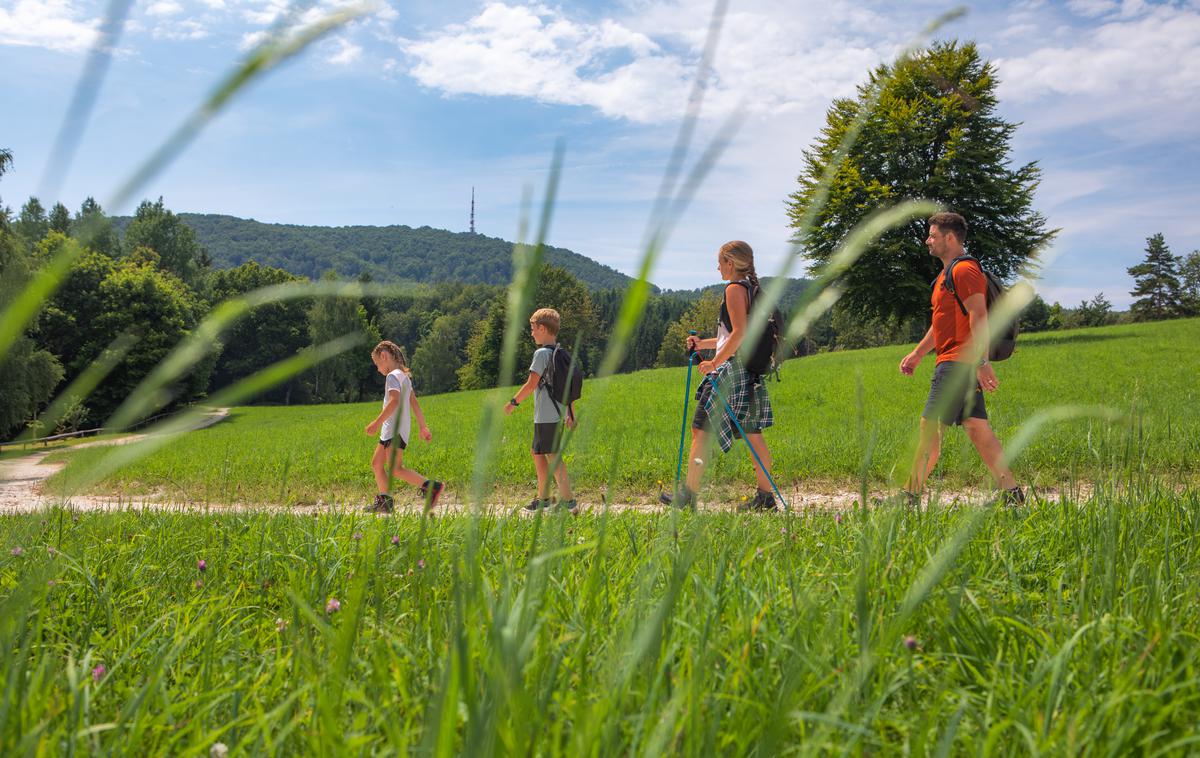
[898,211,1024,506]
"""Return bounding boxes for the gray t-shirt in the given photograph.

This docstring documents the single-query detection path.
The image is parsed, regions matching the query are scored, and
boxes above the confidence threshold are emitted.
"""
[529,346,561,424]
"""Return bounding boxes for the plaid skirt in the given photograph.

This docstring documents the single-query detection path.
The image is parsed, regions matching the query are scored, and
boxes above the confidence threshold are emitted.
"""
[692,357,774,453]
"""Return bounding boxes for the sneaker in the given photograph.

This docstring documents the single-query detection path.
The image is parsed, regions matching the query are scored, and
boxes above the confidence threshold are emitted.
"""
[739,489,778,512]
[658,489,696,510]
[556,499,579,515]
[525,498,553,512]
[420,480,445,509]
[367,493,394,514]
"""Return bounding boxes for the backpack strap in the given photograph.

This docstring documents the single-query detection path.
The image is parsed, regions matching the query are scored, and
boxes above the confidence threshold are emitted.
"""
[940,255,978,317]
[718,279,756,330]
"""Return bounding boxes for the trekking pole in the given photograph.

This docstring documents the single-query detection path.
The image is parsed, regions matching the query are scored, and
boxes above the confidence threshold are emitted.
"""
[673,330,699,496]
[706,374,788,512]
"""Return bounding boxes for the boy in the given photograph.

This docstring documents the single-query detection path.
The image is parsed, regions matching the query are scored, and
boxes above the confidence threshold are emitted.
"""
[504,308,578,513]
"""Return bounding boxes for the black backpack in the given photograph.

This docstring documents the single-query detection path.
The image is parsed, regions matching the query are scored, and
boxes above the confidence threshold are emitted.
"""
[539,345,583,418]
[940,255,1018,361]
[719,279,784,377]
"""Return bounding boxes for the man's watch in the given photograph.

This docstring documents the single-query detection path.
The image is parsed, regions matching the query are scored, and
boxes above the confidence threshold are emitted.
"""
[978,357,990,367]
[510,397,520,407]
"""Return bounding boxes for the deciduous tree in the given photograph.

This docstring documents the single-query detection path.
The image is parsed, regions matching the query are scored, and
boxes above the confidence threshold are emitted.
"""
[788,41,1055,325]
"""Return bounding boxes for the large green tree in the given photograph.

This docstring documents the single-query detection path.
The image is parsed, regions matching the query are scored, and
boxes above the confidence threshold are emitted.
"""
[305,272,380,403]
[15,197,49,249]
[457,265,600,390]
[209,261,311,402]
[72,197,121,258]
[1128,233,1186,321]
[788,41,1056,323]
[411,312,472,395]
[86,258,212,422]
[655,291,722,368]
[1180,251,1200,316]
[123,198,210,289]
[0,225,64,438]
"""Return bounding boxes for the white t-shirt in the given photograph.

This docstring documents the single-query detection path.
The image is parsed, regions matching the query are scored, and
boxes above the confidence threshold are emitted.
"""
[380,369,412,444]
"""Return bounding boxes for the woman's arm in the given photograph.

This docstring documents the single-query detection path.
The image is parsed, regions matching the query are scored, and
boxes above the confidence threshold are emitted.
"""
[705,283,748,368]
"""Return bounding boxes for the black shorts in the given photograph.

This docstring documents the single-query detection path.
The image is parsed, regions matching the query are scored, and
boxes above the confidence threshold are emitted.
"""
[379,436,407,450]
[531,423,562,455]
[923,361,988,426]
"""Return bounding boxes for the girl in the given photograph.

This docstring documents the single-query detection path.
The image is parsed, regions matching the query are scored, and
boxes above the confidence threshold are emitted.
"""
[364,340,443,512]
[661,240,777,511]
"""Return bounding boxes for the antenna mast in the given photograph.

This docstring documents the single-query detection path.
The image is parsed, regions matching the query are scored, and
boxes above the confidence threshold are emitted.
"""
[470,187,476,234]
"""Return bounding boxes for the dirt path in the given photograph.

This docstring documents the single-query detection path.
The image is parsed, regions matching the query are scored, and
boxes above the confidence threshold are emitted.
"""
[1,407,1087,516]
[0,409,230,515]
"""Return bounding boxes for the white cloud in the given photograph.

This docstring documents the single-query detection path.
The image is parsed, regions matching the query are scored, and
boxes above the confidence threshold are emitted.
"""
[239,29,268,50]
[146,0,184,18]
[0,0,98,53]
[997,5,1200,101]
[327,36,361,65]
[400,0,903,124]
[153,18,209,40]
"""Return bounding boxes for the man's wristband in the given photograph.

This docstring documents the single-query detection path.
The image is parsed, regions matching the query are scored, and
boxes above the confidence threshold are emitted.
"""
[978,357,990,367]
[510,397,520,407]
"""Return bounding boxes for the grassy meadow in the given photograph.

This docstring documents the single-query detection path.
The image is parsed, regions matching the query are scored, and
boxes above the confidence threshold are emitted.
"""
[3,487,1200,754]
[46,318,1200,506]
[6,319,1200,754]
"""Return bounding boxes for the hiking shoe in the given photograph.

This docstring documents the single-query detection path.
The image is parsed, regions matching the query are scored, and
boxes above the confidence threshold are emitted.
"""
[367,493,394,514]
[556,499,579,515]
[739,489,778,512]
[881,490,919,509]
[658,489,696,510]
[420,480,445,509]
[1001,486,1026,507]
[525,498,553,512]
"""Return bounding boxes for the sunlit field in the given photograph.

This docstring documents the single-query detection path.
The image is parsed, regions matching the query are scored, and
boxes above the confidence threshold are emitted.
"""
[46,318,1200,507]
[4,485,1199,753]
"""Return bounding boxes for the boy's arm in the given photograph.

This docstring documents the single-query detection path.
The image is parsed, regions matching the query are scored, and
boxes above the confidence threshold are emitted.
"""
[409,390,431,441]
[366,391,400,435]
[503,373,542,416]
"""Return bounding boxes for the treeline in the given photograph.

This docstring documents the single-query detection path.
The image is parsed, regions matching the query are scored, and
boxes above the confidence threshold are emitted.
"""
[0,190,715,440]
[114,213,638,292]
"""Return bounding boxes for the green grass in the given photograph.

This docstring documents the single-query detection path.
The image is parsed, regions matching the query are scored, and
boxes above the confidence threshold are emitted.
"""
[3,486,1200,754]
[48,318,1200,505]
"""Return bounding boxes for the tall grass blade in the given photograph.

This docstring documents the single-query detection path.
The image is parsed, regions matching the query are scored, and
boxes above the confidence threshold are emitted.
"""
[108,4,370,212]
[37,0,134,201]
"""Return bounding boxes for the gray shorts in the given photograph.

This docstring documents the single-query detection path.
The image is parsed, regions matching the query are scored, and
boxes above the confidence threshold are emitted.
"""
[532,423,562,455]
[922,361,988,427]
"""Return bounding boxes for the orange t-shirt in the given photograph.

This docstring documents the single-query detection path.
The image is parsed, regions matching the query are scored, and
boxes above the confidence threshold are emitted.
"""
[931,259,986,364]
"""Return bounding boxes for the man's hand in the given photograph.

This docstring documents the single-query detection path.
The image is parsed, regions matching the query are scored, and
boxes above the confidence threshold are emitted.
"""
[419,423,432,442]
[899,351,922,376]
[565,414,577,430]
[698,360,715,374]
[686,334,700,351]
[504,401,516,416]
[977,362,999,392]
[365,420,380,435]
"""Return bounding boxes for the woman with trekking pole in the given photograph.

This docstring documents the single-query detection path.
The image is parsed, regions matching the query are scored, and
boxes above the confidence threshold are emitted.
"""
[660,240,781,511]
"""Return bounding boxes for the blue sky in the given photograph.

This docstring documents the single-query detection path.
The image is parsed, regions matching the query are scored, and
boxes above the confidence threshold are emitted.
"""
[2,0,1198,304]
